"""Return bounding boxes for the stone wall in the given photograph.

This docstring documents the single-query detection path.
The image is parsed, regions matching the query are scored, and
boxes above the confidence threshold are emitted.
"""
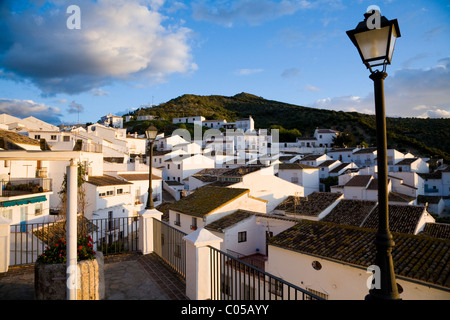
[34,252,105,300]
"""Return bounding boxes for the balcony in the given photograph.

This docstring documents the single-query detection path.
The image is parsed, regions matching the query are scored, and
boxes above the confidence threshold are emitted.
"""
[0,178,52,198]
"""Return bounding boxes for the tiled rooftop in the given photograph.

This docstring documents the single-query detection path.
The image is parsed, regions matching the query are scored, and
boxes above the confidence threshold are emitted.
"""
[268,220,450,288]
[167,186,250,217]
[322,199,377,227]
[87,175,133,186]
[274,192,342,217]
[0,129,40,146]
[205,209,255,233]
[418,223,450,240]
[277,163,317,170]
[353,147,377,154]
[345,175,372,187]
[119,173,162,181]
[362,204,426,234]
[329,163,350,173]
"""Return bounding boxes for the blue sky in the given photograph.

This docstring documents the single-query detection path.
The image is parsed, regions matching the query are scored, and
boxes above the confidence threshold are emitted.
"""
[0,0,449,125]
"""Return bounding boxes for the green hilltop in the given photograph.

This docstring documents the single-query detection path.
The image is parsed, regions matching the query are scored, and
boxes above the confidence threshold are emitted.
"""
[124,92,450,163]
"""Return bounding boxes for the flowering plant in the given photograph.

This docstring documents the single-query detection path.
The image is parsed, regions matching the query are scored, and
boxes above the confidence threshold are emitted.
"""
[36,235,96,264]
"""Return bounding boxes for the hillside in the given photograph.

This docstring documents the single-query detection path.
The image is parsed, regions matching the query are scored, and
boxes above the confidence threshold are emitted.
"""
[125,92,450,163]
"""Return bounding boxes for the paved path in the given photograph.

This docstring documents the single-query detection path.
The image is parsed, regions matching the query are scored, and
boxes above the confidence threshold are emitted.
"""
[0,253,188,300]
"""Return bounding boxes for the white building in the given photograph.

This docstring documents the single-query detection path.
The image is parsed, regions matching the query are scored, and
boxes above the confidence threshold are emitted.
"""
[352,147,377,167]
[155,135,191,151]
[100,113,123,129]
[205,209,298,260]
[276,163,320,196]
[172,116,205,126]
[167,186,267,235]
[136,115,156,121]
[164,153,215,184]
[202,119,228,129]
[298,154,332,167]
[392,157,429,173]
[266,219,449,300]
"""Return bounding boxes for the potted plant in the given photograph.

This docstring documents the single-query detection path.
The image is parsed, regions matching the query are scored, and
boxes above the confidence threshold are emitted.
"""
[34,235,105,300]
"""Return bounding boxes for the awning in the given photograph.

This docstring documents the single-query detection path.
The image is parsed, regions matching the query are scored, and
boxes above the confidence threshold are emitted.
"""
[0,195,47,207]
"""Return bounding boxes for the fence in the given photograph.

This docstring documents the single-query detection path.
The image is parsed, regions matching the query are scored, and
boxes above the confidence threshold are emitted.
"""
[9,216,139,267]
[209,246,324,300]
[152,218,186,279]
[0,178,52,197]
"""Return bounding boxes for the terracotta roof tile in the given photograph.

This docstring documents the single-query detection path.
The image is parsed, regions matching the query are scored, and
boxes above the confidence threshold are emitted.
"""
[274,192,342,217]
[167,186,249,217]
[87,175,133,186]
[205,209,255,233]
[0,129,41,146]
[353,147,377,154]
[418,223,450,240]
[118,173,161,181]
[322,199,377,227]
[345,175,372,187]
[361,204,425,234]
[278,163,318,170]
[269,220,450,288]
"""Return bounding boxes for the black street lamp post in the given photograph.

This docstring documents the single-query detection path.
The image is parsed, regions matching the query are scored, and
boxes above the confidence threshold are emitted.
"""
[145,125,158,210]
[346,10,401,300]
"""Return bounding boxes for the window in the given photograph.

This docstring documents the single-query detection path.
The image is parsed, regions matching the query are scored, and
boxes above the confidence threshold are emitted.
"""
[269,278,283,297]
[221,275,232,296]
[35,203,43,216]
[99,192,106,197]
[34,135,41,140]
[135,187,141,204]
[238,231,247,243]
[312,260,322,270]
[177,164,181,170]
[174,245,181,258]
[191,217,197,230]
[106,190,114,196]
[1,208,12,220]
[117,188,123,194]
[168,164,170,169]
[50,135,57,140]
[305,288,328,300]
[63,136,70,142]
[174,213,181,226]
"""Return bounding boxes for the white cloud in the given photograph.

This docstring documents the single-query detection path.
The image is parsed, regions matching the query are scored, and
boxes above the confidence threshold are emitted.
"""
[235,68,264,76]
[310,58,450,118]
[417,108,450,119]
[303,84,320,92]
[91,89,109,96]
[0,98,62,124]
[0,0,196,95]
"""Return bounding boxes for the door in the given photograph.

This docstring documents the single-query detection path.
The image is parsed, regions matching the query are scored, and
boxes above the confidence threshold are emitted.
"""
[20,206,27,232]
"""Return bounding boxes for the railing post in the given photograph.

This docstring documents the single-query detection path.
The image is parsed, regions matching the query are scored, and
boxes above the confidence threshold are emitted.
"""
[138,208,162,255]
[183,228,223,300]
[0,216,11,273]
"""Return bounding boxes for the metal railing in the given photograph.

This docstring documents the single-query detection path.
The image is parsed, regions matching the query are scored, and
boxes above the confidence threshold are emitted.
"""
[152,218,186,279]
[209,246,324,300]
[1,178,52,197]
[9,216,139,267]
